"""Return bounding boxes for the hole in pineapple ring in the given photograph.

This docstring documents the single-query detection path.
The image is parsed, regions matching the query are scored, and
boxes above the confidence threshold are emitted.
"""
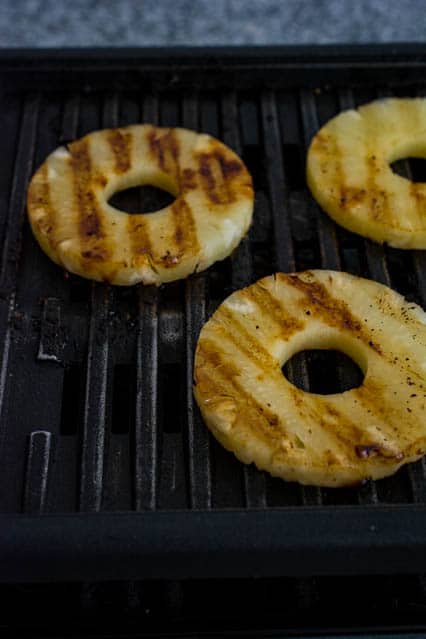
[282,349,365,395]
[390,157,426,183]
[108,184,176,215]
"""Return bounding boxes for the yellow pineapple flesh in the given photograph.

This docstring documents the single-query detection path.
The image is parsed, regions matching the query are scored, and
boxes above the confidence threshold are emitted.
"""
[194,270,426,487]
[307,97,426,248]
[27,125,253,285]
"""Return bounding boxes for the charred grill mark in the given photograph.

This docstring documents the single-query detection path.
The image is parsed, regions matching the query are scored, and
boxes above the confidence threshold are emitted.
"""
[94,173,107,188]
[246,282,304,339]
[169,197,199,259]
[156,197,199,269]
[215,149,245,204]
[148,129,165,171]
[180,168,197,192]
[128,215,153,264]
[107,129,132,173]
[284,273,382,354]
[294,398,366,462]
[81,248,109,261]
[197,147,248,206]
[71,140,106,241]
[148,128,180,177]
[216,306,281,374]
[409,182,426,226]
[352,383,412,453]
[79,192,103,237]
[365,153,390,223]
[196,340,284,441]
[215,152,244,179]
[317,132,344,200]
[339,187,367,208]
[321,403,366,449]
[168,128,180,163]
[198,153,221,204]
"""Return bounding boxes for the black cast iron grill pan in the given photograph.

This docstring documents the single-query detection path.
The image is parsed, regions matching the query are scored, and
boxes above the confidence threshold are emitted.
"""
[1,46,426,582]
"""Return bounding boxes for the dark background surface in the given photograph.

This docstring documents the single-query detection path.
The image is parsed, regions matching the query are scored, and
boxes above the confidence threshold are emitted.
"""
[0,0,425,48]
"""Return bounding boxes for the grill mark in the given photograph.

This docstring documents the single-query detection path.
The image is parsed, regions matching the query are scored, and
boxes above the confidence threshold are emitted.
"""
[107,129,132,173]
[215,151,244,179]
[352,383,407,456]
[198,148,247,206]
[338,187,367,209]
[180,167,197,192]
[70,140,107,244]
[198,153,222,204]
[314,401,380,462]
[329,129,390,226]
[313,131,344,202]
[128,215,153,265]
[284,383,364,463]
[365,152,390,224]
[329,133,344,200]
[245,281,305,339]
[199,336,395,467]
[283,273,382,354]
[214,150,244,204]
[215,305,282,374]
[196,339,285,443]
[317,124,392,226]
[148,128,180,178]
[409,182,426,229]
[168,197,199,266]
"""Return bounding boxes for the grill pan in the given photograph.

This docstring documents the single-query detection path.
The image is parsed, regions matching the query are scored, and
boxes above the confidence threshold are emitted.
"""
[1,45,426,583]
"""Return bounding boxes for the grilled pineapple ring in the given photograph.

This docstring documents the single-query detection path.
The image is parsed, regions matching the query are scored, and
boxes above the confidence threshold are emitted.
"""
[194,270,426,487]
[27,125,253,285]
[307,98,426,248]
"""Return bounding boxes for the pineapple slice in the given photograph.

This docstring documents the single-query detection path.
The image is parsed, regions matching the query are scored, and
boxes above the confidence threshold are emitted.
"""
[307,98,426,248]
[194,270,426,487]
[27,125,253,285]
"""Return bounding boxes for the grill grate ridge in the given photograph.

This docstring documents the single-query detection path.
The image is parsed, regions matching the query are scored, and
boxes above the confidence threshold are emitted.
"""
[0,52,426,573]
[182,92,212,510]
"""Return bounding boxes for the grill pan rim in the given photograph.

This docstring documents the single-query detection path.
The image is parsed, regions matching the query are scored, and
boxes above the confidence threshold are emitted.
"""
[1,504,426,583]
[2,45,426,582]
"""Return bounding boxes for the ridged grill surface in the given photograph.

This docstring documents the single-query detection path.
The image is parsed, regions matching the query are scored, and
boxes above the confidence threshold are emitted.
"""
[1,58,426,517]
[2,47,426,637]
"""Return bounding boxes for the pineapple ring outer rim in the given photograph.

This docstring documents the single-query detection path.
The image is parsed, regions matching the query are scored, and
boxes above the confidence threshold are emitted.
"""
[306,97,426,249]
[194,269,426,488]
[27,124,254,286]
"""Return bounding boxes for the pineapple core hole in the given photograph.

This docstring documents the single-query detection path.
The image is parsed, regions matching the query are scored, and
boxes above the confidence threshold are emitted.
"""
[390,157,426,183]
[109,185,175,215]
[283,349,364,395]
